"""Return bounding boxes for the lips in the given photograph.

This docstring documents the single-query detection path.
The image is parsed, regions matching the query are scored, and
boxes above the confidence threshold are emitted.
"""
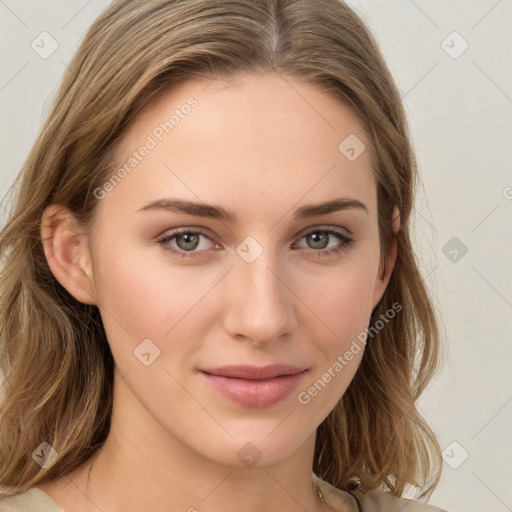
[200,364,309,408]
[200,364,307,380]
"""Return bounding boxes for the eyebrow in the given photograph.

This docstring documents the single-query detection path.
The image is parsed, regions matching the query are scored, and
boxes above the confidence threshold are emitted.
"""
[136,197,368,222]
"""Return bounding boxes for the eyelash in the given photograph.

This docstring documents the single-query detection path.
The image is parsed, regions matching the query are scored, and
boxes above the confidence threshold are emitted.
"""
[157,227,355,259]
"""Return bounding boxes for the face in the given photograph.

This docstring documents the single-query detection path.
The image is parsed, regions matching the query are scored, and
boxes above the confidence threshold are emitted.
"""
[54,72,396,468]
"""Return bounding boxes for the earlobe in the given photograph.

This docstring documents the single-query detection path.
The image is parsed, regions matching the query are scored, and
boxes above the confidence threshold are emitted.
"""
[372,206,400,310]
[390,206,400,236]
[40,205,97,305]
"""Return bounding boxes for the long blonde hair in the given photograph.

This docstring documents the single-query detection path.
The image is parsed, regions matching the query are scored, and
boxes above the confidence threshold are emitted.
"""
[0,0,443,498]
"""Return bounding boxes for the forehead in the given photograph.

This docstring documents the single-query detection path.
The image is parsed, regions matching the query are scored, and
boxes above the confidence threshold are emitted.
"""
[100,72,376,221]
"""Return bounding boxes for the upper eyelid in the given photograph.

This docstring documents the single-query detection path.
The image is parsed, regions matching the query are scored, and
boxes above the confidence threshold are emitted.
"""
[159,225,352,247]
[301,225,353,237]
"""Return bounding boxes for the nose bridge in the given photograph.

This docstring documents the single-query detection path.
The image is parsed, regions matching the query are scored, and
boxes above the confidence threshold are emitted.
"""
[238,253,281,302]
[224,246,295,343]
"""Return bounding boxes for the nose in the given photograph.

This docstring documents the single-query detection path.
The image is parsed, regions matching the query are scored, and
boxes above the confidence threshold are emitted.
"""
[222,249,297,346]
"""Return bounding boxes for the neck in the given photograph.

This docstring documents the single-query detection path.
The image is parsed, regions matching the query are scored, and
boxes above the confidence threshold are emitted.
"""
[84,442,325,512]
[79,374,327,512]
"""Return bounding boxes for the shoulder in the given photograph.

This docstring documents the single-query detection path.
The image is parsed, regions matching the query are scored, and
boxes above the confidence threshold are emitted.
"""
[355,489,449,512]
[0,487,65,512]
[316,477,449,512]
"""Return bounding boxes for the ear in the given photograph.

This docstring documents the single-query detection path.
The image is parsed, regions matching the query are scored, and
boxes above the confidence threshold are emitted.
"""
[40,204,97,305]
[372,206,400,309]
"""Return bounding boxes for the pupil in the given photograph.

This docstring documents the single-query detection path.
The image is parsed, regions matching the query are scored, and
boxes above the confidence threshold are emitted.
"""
[177,233,199,250]
[308,232,328,249]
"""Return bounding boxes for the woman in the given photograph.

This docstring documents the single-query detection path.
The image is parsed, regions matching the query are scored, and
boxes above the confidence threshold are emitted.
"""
[0,0,448,510]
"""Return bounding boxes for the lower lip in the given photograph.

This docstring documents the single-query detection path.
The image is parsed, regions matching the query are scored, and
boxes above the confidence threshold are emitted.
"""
[201,370,308,408]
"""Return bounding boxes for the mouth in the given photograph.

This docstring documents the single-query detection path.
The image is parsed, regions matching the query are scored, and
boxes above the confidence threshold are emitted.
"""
[199,364,309,408]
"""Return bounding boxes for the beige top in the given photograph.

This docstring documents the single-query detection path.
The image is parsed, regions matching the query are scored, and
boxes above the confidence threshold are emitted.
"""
[0,488,63,512]
[0,485,449,511]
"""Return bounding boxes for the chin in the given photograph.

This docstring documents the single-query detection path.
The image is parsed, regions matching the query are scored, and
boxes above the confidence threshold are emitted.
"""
[192,426,311,469]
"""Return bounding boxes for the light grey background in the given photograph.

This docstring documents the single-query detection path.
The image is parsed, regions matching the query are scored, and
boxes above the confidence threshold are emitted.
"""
[1,1,511,511]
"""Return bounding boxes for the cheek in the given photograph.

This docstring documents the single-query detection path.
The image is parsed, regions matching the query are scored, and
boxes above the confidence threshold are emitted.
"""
[92,241,222,362]
[300,258,379,345]
[293,259,378,415]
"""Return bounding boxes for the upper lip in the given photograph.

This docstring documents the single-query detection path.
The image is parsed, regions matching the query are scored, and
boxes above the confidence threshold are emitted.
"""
[200,364,308,380]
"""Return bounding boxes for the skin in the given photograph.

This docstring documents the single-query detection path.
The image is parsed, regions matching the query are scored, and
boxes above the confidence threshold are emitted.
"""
[39,72,399,512]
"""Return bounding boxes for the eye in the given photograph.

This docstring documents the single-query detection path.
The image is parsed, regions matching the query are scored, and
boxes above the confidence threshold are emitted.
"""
[157,226,355,259]
[157,229,219,257]
[295,228,354,255]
